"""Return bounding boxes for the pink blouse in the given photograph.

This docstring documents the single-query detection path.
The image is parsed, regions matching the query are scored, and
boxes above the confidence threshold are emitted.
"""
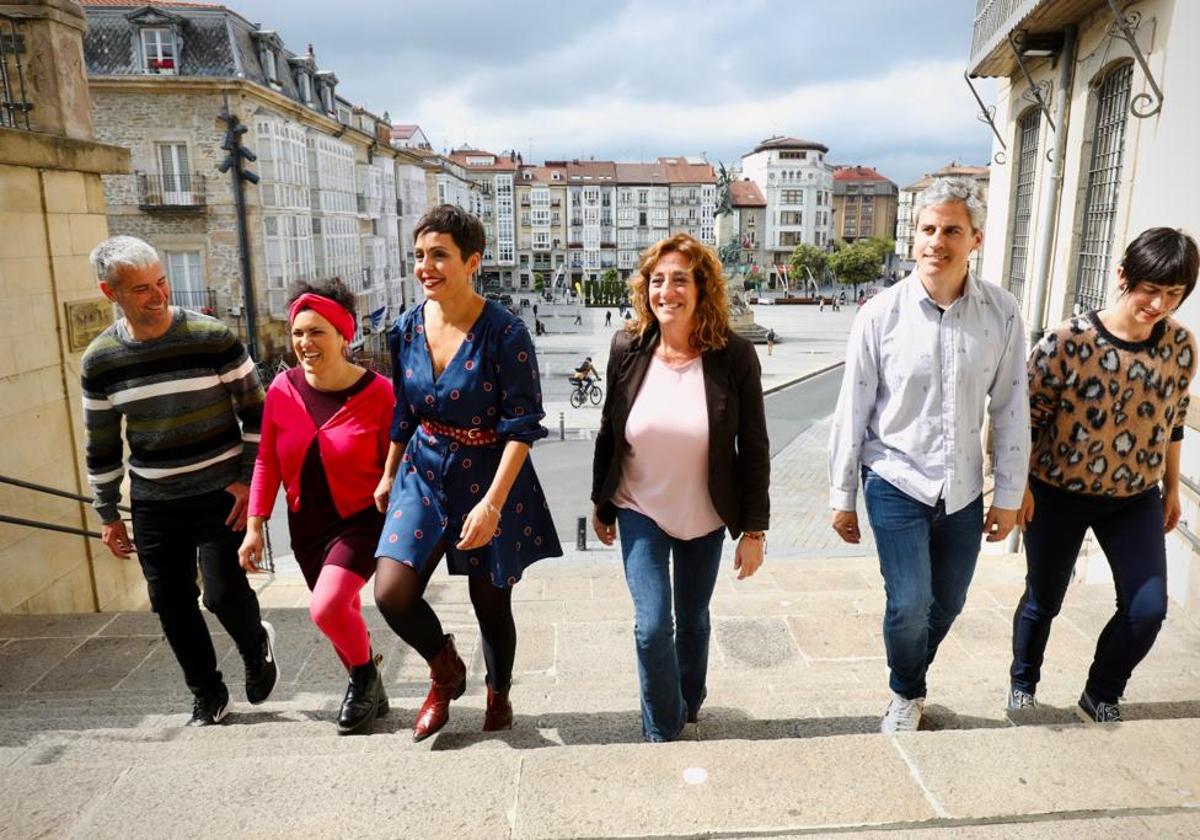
[613,355,724,540]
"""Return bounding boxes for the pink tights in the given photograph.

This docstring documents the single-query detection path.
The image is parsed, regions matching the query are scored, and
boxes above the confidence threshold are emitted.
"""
[309,565,372,668]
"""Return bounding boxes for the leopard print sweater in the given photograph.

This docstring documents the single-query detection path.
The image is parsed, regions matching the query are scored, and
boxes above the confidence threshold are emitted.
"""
[1028,311,1194,497]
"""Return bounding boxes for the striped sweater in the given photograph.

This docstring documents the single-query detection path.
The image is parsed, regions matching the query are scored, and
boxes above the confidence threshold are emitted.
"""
[81,308,265,523]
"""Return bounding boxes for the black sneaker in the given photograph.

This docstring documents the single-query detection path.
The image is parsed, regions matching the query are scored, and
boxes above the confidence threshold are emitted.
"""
[1077,690,1122,723]
[243,620,279,705]
[187,683,230,727]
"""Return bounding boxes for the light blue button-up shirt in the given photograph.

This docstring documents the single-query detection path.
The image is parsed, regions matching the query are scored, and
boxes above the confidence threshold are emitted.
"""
[828,271,1030,514]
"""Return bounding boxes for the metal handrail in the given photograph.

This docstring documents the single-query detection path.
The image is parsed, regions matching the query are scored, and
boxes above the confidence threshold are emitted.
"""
[0,473,275,572]
[0,473,130,513]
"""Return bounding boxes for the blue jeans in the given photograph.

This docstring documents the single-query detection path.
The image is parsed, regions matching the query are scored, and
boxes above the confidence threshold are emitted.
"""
[617,508,725,742]
[862,469,984,699]
[1010,478,1166,704]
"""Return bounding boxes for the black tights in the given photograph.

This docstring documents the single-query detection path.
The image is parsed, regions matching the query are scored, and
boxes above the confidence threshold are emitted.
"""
[374,543,516,691]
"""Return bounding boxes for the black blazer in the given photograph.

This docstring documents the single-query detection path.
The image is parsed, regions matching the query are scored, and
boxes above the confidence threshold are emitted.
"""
[591,325,770,537]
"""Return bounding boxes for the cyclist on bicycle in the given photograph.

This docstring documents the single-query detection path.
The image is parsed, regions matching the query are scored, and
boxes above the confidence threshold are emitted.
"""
[570,356,600,385]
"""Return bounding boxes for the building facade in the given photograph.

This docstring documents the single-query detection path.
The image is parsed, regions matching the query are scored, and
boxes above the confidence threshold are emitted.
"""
[969,0,1200,607]
[740,136,834,286]
[81,0,411,359]
[515,162,568,291]
[729,179,769,282]
[831,165,898,244]
[445,147,520,290]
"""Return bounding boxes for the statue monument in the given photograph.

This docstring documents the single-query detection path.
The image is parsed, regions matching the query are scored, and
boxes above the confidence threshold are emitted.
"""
[714,163,769,342]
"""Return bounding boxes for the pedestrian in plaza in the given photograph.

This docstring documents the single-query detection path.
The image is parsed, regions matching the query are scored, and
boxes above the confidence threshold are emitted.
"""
[819,296,825,312]
[766,328,777,356]
[606,309,613,327]
[592,232,770,742]
[574,310,584,325]
[1008,227,1197,723]
[82,235,278,727]
[238,279,395,736]
[373,205,563,741]
[828,177,1029,733]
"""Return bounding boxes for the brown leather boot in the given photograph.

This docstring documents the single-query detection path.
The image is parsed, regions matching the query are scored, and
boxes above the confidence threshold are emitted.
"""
[412,634,466,742]
[482,685,513,731]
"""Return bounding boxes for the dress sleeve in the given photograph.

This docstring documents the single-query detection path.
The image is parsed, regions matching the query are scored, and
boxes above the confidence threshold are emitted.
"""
[495,318,548,445]
[387,322,418,446]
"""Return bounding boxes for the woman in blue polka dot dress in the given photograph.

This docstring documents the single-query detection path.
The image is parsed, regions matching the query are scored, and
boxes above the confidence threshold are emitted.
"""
[373,205,562,741]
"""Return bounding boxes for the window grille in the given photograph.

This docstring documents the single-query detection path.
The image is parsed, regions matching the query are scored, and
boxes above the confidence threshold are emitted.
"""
[1006,108,1041,303]
[1073,62,1133,313]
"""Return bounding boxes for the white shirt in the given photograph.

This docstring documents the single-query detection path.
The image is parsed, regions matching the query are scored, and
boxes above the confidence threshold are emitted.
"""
[828,271,1030,514]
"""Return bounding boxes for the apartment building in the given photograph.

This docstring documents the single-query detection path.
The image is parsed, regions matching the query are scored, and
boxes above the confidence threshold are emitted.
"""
[729,179,769,280]
[515,162,568,291]
[740,136,834,285]
[614,163,671,275]
[831,165,898,244]
[81,0,409,357]
[446,147,520,290]
[659,156,717,246]
[566,159,618,284]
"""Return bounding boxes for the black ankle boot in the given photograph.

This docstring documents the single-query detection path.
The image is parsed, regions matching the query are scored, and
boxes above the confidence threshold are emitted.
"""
[337,653,387,736]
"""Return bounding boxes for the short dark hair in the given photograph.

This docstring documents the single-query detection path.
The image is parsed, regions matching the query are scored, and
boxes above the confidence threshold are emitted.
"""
[1119,227,1199,304]
[413,204,486,260]
[286,277,356,316]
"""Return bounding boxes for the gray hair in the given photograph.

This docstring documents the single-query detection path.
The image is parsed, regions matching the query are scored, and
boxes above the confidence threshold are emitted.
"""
[913,177,987,232]
[88,235,161,286]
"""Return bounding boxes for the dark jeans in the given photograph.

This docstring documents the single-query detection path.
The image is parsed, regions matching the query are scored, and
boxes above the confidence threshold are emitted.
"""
[132,489,264,697]
[617,508,725,742]
[1010,478,1167,704]
[862,468,984,700]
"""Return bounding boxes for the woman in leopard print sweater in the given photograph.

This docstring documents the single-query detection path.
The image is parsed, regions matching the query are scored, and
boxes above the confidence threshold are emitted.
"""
[1008,227,1197,723]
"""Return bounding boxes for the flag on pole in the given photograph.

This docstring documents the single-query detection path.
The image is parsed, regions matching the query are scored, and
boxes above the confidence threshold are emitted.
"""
[369,306,386,331]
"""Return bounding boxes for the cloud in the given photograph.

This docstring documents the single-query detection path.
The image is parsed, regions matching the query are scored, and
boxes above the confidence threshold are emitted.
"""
[218,0,996,185]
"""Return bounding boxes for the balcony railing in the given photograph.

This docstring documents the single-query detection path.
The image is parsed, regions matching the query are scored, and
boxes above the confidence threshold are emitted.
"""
[0,13,32,131]
[137,173,207,210]
[170,288,217,313]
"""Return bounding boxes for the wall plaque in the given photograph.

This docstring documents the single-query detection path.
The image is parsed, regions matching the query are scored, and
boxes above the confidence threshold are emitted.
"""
[65,299,112,352]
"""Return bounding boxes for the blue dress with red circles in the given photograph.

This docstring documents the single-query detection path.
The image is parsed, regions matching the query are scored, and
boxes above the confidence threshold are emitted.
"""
[376,299,562,587]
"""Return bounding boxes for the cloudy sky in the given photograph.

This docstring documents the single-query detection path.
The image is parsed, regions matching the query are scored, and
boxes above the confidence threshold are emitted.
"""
[227,0,996,187]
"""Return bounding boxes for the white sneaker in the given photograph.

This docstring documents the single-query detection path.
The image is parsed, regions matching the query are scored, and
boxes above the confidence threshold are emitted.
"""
[881,692,925,733]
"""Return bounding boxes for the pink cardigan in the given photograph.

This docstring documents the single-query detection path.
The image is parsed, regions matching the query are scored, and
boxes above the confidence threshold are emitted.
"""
[249,370,395,519]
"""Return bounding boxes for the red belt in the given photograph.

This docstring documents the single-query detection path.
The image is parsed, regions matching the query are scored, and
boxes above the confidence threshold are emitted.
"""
[420,419,499,446]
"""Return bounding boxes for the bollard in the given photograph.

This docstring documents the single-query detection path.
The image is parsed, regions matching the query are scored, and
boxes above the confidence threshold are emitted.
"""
[559,411,565,440]
[576,516,587,551]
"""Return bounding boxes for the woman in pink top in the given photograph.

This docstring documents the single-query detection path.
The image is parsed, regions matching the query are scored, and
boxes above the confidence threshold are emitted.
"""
[592,233,770,741]
[238,280,395,736]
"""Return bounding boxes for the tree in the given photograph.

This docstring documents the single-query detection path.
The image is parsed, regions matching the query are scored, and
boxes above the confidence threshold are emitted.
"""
[789,244,826,294]
[601,268,620,305]
[533,272,544,293]
[828,240,883,296]
[861,236,896,273]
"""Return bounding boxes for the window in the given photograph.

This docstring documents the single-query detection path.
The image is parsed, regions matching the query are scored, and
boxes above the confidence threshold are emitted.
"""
[780,190,804,205]
[141,28,178,74]
[260,47,278,83]
[298,73,313,104]
[1006,108,1041,303]
[163,250,204,309]
[779,151,807,160]
[1073,62,1133,313]
[779,211,803,226]
[156,142,192,199]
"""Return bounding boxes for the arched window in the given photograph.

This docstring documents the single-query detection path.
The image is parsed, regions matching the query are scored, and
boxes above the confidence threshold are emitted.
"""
[1073,62,1133,313]
[1006,107,1041,303]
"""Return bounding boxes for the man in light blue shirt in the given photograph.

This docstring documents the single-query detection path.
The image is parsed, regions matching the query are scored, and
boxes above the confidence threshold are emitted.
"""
[827,177,1029,733]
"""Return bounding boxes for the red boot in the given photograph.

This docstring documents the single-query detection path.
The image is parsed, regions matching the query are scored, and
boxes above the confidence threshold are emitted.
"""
[412,634,466,742]
[482,685,513,732]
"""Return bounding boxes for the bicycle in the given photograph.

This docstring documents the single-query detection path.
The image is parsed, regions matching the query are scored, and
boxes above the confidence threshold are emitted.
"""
[568,376,603,408]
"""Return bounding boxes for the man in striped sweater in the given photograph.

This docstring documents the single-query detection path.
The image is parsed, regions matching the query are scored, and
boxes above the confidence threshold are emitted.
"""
[82,235,278,726]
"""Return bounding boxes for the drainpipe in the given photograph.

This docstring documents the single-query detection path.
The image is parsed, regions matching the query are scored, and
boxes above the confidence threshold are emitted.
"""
[1028,24,1077,341]
[1009,24,1077,554]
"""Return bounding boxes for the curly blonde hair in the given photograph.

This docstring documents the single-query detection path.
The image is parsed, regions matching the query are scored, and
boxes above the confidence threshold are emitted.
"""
[626,233,730,352]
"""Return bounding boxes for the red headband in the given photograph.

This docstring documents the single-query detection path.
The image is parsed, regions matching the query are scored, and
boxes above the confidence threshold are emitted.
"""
[288,293,356,342]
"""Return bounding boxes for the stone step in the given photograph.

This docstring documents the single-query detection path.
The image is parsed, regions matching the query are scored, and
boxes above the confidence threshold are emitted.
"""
[3,719,1197,839]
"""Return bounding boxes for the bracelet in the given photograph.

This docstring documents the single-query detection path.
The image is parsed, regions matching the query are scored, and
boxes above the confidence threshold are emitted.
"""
[485,500,502,519]
[741,531,765,541]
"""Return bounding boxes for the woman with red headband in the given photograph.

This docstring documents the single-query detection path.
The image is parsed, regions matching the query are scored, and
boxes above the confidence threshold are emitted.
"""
[374,205,562,741]
[238,279,395,735]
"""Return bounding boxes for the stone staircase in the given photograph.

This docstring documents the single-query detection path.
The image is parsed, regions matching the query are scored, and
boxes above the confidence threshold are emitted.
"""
[3,550,1199,838]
